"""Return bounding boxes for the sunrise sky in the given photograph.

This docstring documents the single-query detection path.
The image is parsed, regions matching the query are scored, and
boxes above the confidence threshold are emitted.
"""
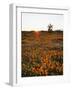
[22,13,64,31]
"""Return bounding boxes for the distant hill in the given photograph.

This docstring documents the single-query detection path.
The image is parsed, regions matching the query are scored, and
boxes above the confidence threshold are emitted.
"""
[54,30,63,32]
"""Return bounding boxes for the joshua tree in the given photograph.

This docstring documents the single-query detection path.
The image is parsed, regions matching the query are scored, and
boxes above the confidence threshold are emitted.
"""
[48,24,53,31]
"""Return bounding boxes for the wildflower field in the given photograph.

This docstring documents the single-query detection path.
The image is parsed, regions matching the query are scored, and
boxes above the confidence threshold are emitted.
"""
[21,31,63,77]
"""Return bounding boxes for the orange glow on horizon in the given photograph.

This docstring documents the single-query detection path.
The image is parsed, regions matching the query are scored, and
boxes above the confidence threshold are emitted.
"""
[34,31,40,40]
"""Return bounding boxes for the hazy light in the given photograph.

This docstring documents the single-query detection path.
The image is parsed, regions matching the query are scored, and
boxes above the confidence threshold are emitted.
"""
[22,13,64,31]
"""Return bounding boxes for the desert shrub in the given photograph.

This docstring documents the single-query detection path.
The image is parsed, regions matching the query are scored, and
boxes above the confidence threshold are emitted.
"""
[22,56,30,64]
[48,68,63,75]
[51,55,63,63]
[35,56,41,64]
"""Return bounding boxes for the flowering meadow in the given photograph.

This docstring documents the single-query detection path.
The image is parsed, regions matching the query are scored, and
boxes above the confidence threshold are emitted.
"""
[21,31,63,77]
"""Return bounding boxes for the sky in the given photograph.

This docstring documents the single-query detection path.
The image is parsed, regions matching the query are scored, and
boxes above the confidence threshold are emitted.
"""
[22,12,64,31]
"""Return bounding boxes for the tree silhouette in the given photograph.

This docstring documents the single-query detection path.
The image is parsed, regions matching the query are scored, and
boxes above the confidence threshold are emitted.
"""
[48,24,53,31]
